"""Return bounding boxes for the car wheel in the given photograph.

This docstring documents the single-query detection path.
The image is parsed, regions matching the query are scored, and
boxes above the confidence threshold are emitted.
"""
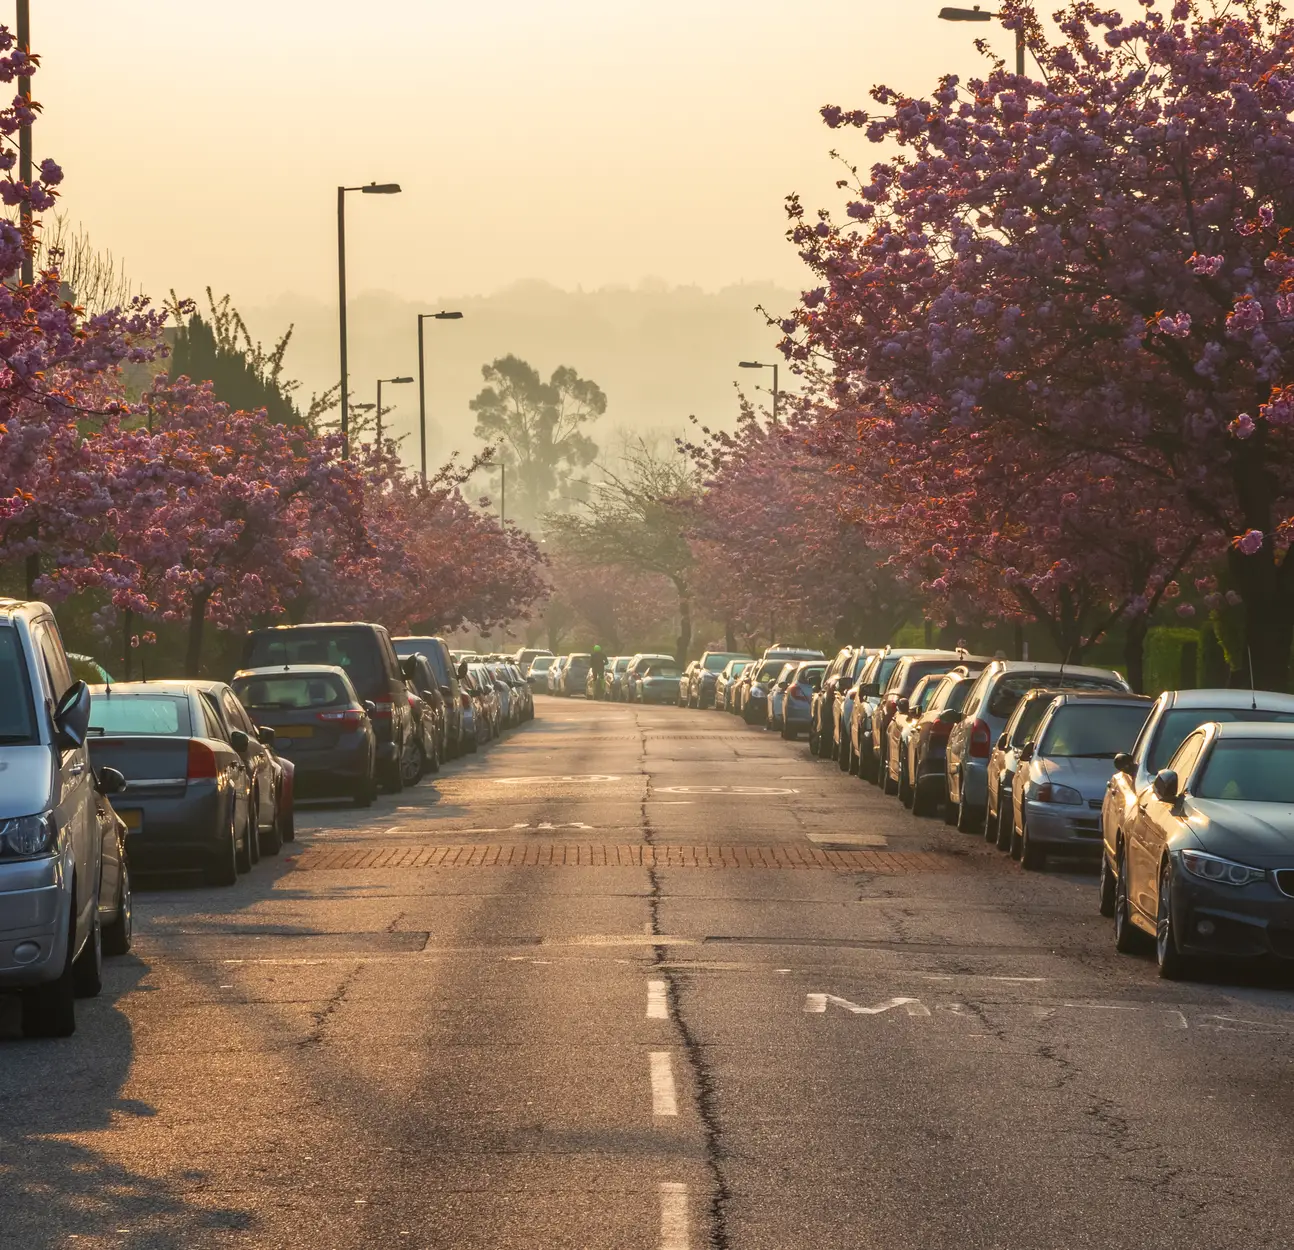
[73,909,103,998]
[234,799,253,874]
[898,757,912,808]
[209,802,240,885]
[1098,849,1117,917]
[427,736,442,774]
[781,719,793,740]
[1019,815,1046,870]
[995,802,1013,852]
[1113,843,1141,953]
[261,803,284,856]
[352,774,376,808]
[401,735,425,787]
[983,792,999,842]
[103,859,133,956]
[809,725,820,755]
[21,908,77,1038]
[882,762,897,796]
[1156,861,1192,979]
[247,795,261,865]
[955,787,979,834]
[859,744,876,781]
[837,737,850,772]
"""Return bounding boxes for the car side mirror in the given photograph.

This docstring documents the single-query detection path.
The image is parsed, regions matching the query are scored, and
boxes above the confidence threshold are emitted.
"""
[996,733,1009,750]
[938,708,960,724]
[896,697,910,714]
[1018,742,1035,762]
[457,660,469,680]
[1114,752,1135,776]
[400,656,419,681]
[439,684,452,698]
[54,680,92,749]
[1153,769,1179,802]
[364,700,377,717]
[861,682,879,698]
[96,766,126,796]
[257,726,276,746]
[229,728,250,753]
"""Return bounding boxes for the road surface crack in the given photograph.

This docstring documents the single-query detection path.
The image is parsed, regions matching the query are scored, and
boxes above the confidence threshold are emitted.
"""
[299,962,363,1048]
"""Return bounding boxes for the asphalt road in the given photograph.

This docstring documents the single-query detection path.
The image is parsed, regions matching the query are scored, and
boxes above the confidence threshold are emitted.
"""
[4,695,1294,1249]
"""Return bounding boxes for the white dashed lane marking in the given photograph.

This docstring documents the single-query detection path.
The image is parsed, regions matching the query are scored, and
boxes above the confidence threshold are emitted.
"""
[650,1052,678,1116]
[647,980,669,1019]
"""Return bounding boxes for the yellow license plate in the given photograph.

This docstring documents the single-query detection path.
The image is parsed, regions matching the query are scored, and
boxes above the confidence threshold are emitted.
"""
[276,725,314,739]
[117,809,143,833]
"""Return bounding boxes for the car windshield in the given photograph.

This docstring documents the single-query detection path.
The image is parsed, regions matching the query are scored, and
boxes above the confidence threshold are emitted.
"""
[1037,703,1150,759]
[872,656,900,691]
[705,654,746,671]
[756,660,784,681]
[0,627,38,744]
[89,694,191,737]
[233,674,351,710]
[1147,707,1294,772]
[1196,740,1294,802]
[797,665,826,689]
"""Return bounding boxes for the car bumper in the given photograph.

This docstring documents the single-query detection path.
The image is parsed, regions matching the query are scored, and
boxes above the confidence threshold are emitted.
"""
[1022,801,1104,850]
[1172,869,1294,961]
[279,738,373,795]
[115,785,228,872]
[0,853,72,988]
[956,758,988,806]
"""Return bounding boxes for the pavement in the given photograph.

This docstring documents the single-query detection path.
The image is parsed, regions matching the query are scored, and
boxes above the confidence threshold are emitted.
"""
[3,695,1294,1249]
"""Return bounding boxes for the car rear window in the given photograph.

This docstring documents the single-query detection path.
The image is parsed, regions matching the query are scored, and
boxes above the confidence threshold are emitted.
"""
[705,654,747,671]
[873,656,900,691]
[233,674,351,710]
[1148,707,1294,772]
[1038,703,1150,758]
[89,694,191,737]
[530,656,556,671]
[0,628,38,744]
[756,660,784,681]
[645,665,682,678]
[247,629,384,697]
[899,659,958,694]
[796,665,826,689]
[987,673,1124,719]
[1196,740,1294,802]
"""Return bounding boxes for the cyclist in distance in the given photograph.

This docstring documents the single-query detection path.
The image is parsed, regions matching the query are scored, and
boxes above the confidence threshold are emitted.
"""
[591,645,607,699]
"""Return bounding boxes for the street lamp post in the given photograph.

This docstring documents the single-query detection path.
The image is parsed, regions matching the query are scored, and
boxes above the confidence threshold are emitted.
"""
[738,360,780,422]
[17,0,31,286]
[937,5,1024,76]
[417,310,464,482]
[375,376,414,448]
[337,181,401,459]
[480,460,506,525]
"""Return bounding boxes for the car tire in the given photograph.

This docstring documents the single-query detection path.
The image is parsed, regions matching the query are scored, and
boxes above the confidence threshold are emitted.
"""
[995,802,1013,851]
[781,720,793,740]
[984,792,999,842]
[209,803,240,885]
[352,774,376,807]
[1156,861,1192,980]
[912,774,934,818]
[73,910,103,998]
[898,758,912,808]
[1098,849,1117,917]
[1114,843,1141,953]
[882,764,897,796]
[102,859,133,956]
[859,744,876,781]
[261,805,284,856]
[837,738,850,772]
[235,797,254,873]
[21,908,77,1038]
[1019,816,1046,870]
[247,796,261,866]
[401,736,425,788]
[956,788,979,834]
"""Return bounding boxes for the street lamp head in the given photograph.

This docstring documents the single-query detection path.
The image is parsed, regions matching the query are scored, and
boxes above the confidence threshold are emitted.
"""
[738,360,766,370]
[361,182,402,194]
[352,402,376,412]
[390,376,414,384]
[938,5,994,19]
[435,311,464,320]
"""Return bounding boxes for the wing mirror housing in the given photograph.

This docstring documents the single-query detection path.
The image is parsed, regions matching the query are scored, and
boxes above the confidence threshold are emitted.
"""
[1114,752,1135,776]
[257,726,276,746]
[896,697,910,715]
[1153,769,1179,802]
[54,680,92,749]
[996,732,1009,750]
[938,708,961,725]
[96,766,126,796]
[400,656,419,681]
[229,728,250,753]
[364,700,377,717]
[1018,742,1035,762]
[860,681,880,698]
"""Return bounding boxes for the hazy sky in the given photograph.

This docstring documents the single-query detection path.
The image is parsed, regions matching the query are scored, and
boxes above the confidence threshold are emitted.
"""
[33,1,1021,305]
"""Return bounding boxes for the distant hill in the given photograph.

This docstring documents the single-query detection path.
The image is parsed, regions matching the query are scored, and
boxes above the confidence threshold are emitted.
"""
[239,279,800,465]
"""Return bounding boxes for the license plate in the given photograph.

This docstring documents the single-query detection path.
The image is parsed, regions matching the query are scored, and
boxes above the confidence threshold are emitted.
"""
[117,808,143,833]
[276,725,314,739]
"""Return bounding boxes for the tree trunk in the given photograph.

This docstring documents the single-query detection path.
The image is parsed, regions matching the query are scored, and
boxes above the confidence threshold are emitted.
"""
[184,591,212,678]
[724,619,736,652]
[121,610,134,682]
[1230,545,1294,692]
[674,581,692,664]
[24,550,39,599]
[1124,616,1147,695]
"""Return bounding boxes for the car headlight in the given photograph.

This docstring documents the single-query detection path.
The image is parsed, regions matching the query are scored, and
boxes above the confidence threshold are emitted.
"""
[1034,782,1083,805]
[1180,850,1267,887]
[0,813,58,858]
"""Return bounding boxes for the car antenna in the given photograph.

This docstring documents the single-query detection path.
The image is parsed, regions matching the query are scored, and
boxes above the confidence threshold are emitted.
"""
[1248,647,1258,711]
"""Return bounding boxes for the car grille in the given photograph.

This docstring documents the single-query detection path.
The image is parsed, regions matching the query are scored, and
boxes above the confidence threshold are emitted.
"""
[1275,870,1294,900]
[1088,798,1102,809]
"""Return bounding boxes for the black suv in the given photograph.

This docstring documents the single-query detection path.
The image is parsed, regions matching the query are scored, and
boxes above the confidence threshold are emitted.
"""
[243,622,413,792]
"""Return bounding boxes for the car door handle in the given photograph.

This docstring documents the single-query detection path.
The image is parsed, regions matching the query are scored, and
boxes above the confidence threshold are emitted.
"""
[67,762,85,777]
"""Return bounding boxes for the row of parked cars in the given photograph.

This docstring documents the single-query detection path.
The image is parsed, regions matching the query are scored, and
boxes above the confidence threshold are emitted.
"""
[0,601,538,1037]
[521,649,688,703]
[675,637,1294,983]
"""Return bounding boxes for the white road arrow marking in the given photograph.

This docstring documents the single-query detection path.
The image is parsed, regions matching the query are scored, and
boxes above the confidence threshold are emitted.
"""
[804,993,931,1017]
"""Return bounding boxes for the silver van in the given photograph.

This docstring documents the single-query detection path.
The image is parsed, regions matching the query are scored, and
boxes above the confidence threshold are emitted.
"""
[0,599,130,1037]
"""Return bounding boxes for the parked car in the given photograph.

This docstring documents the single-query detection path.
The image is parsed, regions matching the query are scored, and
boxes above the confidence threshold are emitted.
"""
[87,682,257,884]
[0,599,121,1037]
[1007,691,1152,869]
[831,650,878,765]
[945,660,1129,833]
[192,680,288,855]
[465,663,502,737]
[689,651,752,708]
[906,667,982,817]
[812,647,865,758]
[714,659,751,712]
[739,657,792,725]
[781,661,827,739]
[560,653,593,697]
[393,636,465,759]
[677,661,699,707]
[604,656,631,702]
[514,647,553,671]
[870,652,990,785]
[1098,687,1294,924]
[845,648,932,778]
[231,665,378,807]
[625,653,676,703]
[245,623,413,793]
[882,673,944,797]
[767,662,796,730]
[638,661,684,704]
[982,687,1067,848]
[762,644,826,664]
[547,655,568,694]
[527,654,557,692]
[401,653,448,772]
[1112,721,1294,979]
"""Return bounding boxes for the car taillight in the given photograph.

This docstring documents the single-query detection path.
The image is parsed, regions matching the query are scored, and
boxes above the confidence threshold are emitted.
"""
[931,719,953,739]
[461,692,472,708]
[371,699,394,720]
[408,693,418,708]
[970,718,992,758]
[187,740,218,780]
[317,708,363,728]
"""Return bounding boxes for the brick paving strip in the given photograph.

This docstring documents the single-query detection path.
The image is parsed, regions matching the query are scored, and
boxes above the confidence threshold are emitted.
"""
[288,844,973,872]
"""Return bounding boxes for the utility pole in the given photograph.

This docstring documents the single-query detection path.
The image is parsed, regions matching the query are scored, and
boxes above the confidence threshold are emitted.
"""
[18,0,32,286]
[416,310,463,482]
